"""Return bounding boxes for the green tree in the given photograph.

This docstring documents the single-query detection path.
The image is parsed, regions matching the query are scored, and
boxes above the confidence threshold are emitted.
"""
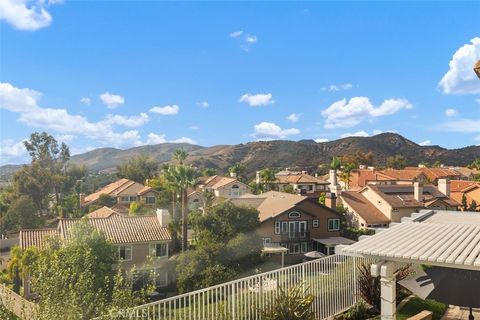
[201,168,217,176]
[462,194,468,211]
[341,162,357,189]
[330,156,342,170]
[4,196,42,232]
[176,202,263,293]
[386,154,407,169]
[432,160,442,168]
[467,158,480,170]
[173,149,188,165]
[259,168,276,191]
[283,185,296,194]
[89,194,116,212]
[30,219,151,320]
[117,155,159,184]
[469,200,478,211]
[228,163,247,182]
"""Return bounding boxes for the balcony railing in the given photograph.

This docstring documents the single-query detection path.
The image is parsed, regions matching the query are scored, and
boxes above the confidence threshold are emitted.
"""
[280,231,310,242]
[96,255,375,320]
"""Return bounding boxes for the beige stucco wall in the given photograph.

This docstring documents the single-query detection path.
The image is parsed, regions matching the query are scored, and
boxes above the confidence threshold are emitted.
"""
[360,187,393,219]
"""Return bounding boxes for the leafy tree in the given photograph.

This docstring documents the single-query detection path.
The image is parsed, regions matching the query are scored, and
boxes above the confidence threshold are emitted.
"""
[228,163,247,182]
[29,219,152,320]
[259,168,277,191]
[89,194,116,212]
[173,149,188,165]
[4,196,42,232]
[386,154,407,169]
[117,155,159,184]
[12,162,53,211]
[462,194,468,211]
[330,156,342,170]
[282,184,296,194]
[341,162,357,189]
[176,202,263,293]
[248,181,264,195]
[201,168,217,176]
[432,160,442,168]
[318,193,326,205]
[467,158,480,170]
[469,200,477,211]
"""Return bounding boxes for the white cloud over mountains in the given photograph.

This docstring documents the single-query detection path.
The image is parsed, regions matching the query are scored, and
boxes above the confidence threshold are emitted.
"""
[253,122,300,139]
[439,37,480,95]
[239,93,274,107]
[0,0,62,31]
[321,96,412,128]
[0,83,194,153]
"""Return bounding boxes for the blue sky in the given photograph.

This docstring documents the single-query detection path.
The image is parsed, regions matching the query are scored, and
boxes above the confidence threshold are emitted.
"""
[1,1,479,165]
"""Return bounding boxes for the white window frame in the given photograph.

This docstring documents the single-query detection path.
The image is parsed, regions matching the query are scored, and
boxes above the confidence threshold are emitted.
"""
[328,218,340,231]
[118,245,132,261]
[274,221,281,234]
[288,211,301,219]
[312,219,319,228]
[149,243,168,258]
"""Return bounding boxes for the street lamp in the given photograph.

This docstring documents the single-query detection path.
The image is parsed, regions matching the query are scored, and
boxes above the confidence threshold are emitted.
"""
[475,60,480,79]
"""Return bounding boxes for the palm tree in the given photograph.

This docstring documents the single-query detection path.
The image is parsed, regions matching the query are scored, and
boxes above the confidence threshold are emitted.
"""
[173,149,188,165]
[162,164,181,252]
[228,163,246,182]
[259,168,276,191]
[330,156,342,170]
[341,162,356,189]
[169,165,199,251]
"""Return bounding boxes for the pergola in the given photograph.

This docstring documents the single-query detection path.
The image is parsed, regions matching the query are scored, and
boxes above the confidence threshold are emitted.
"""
[339,210,480,320]
[262,244,288,267]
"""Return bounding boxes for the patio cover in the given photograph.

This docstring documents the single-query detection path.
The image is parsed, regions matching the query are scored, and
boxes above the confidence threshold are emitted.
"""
[340,211,480,271]
[262,244,288,254]
[312,236,356,246]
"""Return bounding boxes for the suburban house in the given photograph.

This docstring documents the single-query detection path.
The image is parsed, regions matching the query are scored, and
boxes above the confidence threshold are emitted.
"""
[80,178,158,209]
[232,191,352,263]
[19,209,172,298]
[265,169,330,198]
[348,168,428,189]
[339,179,459,229]
[188,175,250,210]
[450,180,480,211]
[404,166,462,183]
[449,166,480,180]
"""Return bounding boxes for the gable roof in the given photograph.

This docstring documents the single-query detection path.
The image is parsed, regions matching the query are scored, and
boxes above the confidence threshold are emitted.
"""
[274,173,329,185]
[450,180,480,193]
[340,191,390,224]
[83,179,156,205]
[87,206,120,218]
[404,167,462,181]
[20,228,58,250]
[203,175,246,189]
[379,169,426,181]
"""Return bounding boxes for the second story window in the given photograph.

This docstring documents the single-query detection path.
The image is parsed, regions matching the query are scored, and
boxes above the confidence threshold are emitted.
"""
[288,211,301,219]
[328,219,340,231]
[150,243,168,258]
[145,196,156,204]
[312,219,319,228]
[118,245,132,261]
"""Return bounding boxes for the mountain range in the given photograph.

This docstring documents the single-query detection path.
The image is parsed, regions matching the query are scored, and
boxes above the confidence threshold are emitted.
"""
[1,133,479,181]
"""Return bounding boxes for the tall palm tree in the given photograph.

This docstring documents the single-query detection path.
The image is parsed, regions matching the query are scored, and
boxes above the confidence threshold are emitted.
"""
[169,165,198,251]
[259,168,276,191]
[173,149,188,165]
[162,164,181,252]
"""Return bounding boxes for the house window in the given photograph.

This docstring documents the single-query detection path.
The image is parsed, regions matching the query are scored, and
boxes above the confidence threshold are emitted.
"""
[328,219,340,231]
[281,221,288,233]
[275,221,281,234]
[121,196,129,202]
[289,243,301,254]
[230,185,241,197]
[288,211,301,219]
[301,242,308,253]
[149,243,168,258]
[262,238,272,245]
[312,220,319,228]
[145,196,156,204]
[118,245,132,261]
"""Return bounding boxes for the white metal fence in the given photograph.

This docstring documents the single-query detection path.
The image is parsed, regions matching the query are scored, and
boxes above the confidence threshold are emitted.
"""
[102,255,373,320]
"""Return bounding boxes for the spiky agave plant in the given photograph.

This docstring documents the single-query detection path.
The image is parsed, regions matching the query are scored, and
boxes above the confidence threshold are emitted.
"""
[262,283,315,320]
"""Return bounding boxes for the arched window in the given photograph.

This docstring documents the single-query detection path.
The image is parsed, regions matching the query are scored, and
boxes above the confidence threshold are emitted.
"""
[288,211,301,219]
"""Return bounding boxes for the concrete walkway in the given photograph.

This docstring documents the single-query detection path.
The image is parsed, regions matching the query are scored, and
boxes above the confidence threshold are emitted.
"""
[441,306,480,320]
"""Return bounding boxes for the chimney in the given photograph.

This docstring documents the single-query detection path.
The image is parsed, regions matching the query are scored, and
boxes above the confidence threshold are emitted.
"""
[230,171,237,178]
[79,193,86,206]
[156,209,171,227]
[438,178,450,197]
[325,192,337,210]
[255,171,261,184]
[414,181,423,202]
[329,169,338,186]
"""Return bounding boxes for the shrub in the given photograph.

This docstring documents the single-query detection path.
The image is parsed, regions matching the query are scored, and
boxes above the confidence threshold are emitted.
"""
[343,301,371,320]
[262,284,314,320]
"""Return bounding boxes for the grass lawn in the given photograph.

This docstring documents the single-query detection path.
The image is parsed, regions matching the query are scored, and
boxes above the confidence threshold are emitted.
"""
[397,297,447,320]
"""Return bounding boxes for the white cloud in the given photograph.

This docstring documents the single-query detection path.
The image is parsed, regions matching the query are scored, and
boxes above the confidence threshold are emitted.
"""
[172,137,197,144]
[445,108,458,117]
[314,138,329,143]
[419,140,432,146]
[146,133,197,145]
[103,113,150,127]
[230,30,243,38]
[287,113,300,123]
[230,31,258,51]
[321,96,412,128]
[197,101,209,108]
[322,83,354,92]
[0,0,62,31]
[439,37,480,94]
[56,134,75,143]
[149,104,179,115]
[441,119,480,133]
[0,139,28,165]
[253,122,300,139]
[100,92,124,109]
[189,125,200,130]
[340,131,370,138]
[80,97,91,105]
[0,82,146,149]
[146,133,167,144]
[239,93,274,107]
